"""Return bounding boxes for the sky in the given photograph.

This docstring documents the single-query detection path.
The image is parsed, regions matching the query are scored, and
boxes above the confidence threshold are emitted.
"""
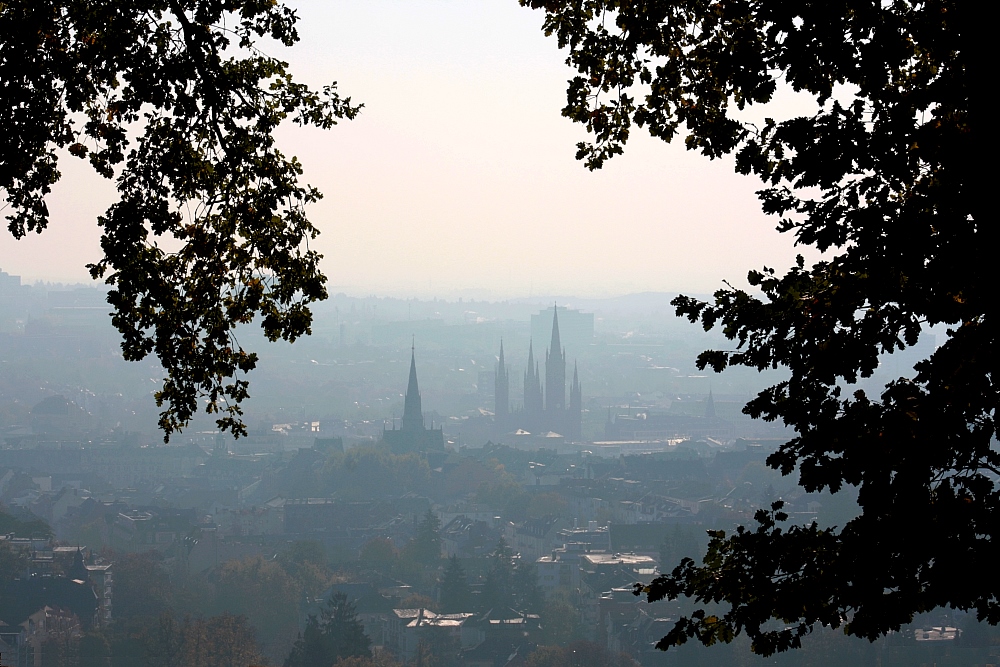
[0,0,821,298]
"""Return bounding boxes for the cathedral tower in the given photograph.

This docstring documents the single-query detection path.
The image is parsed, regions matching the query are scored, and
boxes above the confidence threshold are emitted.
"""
[495,339,509,428]
[545,306,566,414]
[524,340,543,427]
[500,307,586,441]
[384,345,444,453]
[569,361,582,439]
[401,344,424,431]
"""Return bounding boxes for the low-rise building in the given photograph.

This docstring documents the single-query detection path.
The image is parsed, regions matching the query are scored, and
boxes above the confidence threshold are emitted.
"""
[387,609,475,662]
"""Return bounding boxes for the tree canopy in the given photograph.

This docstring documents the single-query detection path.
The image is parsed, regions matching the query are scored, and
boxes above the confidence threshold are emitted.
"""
[284,592,371,667]
[141,612,266,667]
[439,556,472,614]
[216,555,299,656]
[1,1,358,439]
[404,510,443,566]
[522,0,981,656]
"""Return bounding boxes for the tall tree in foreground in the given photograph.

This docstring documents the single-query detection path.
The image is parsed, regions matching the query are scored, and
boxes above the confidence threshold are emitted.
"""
[0,1,359,439]
[521,0,982,656]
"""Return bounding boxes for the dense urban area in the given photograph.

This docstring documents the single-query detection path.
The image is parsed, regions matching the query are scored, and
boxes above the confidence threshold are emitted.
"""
[0,271,987,667]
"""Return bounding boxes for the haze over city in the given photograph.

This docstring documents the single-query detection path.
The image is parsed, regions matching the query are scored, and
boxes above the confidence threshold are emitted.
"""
[1,1,979,667]
[0,0,821,298]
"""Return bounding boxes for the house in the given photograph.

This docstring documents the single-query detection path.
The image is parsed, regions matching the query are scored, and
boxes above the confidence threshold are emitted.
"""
[85,563,113,624]
[20,605,81,667]
[0,621,30,667]
[441,516,502,558]
[535,542,586,597]
[1,577,98,631]
[461,608,543,650]
[504,516,568,561]
[387,609,475,662]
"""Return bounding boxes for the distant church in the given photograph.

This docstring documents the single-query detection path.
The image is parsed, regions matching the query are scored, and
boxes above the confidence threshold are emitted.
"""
[495,306,582,440]
[383,346,445,453]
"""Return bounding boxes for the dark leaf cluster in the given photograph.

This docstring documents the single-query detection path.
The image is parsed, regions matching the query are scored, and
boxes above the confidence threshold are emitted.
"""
[1,1,360,439]
[521,0,985,656]
[285,592,371,667]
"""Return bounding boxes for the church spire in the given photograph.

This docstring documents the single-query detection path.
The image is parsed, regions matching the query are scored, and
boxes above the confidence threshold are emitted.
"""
[545,304,566,414]
[495,339,509,423]
[524,339,543,423]
[402,343,424,431]
[549,303,562,360]
[569,360,582,440]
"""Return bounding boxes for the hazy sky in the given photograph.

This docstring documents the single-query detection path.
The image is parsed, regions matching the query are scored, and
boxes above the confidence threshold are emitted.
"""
[1,0,820,298]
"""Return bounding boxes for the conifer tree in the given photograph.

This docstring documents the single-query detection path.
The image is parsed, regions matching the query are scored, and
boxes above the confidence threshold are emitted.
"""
[513,562,543,614]
[439,556,472,613]
[406,510,443,566]
[285,592,371,667]
[480,538,515,613]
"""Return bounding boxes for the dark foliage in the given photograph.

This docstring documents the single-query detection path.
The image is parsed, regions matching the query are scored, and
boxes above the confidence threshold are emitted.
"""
[140,612,266,667]
[438,556,472,614]
[525,640,638,667]
[0,507,53,538]
[1,1,360,439]
[405,510,443,566]
[284,591,371,667]
[112,551,175,621]
[521,0,982,656]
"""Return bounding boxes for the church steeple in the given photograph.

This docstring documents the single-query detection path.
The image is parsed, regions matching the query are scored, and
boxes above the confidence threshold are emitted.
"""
[549,305,562,359]
[569,361,582,440]
[524,340,543,425]
[68,547,89,582]
[545,305,566,414]
[495,339,509,425]
[705,389,716,419]
[402,344,424,431]
[500,306,588,440]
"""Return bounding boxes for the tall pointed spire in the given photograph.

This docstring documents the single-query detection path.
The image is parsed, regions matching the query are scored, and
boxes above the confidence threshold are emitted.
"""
[495,339,509,424]
[545,304,566,414]
[69,546,89,581]
[549,303,562,359]
[705,389,716,419]
[402,343,424,431]
[524,339,543,425]
[569,360,582,440]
